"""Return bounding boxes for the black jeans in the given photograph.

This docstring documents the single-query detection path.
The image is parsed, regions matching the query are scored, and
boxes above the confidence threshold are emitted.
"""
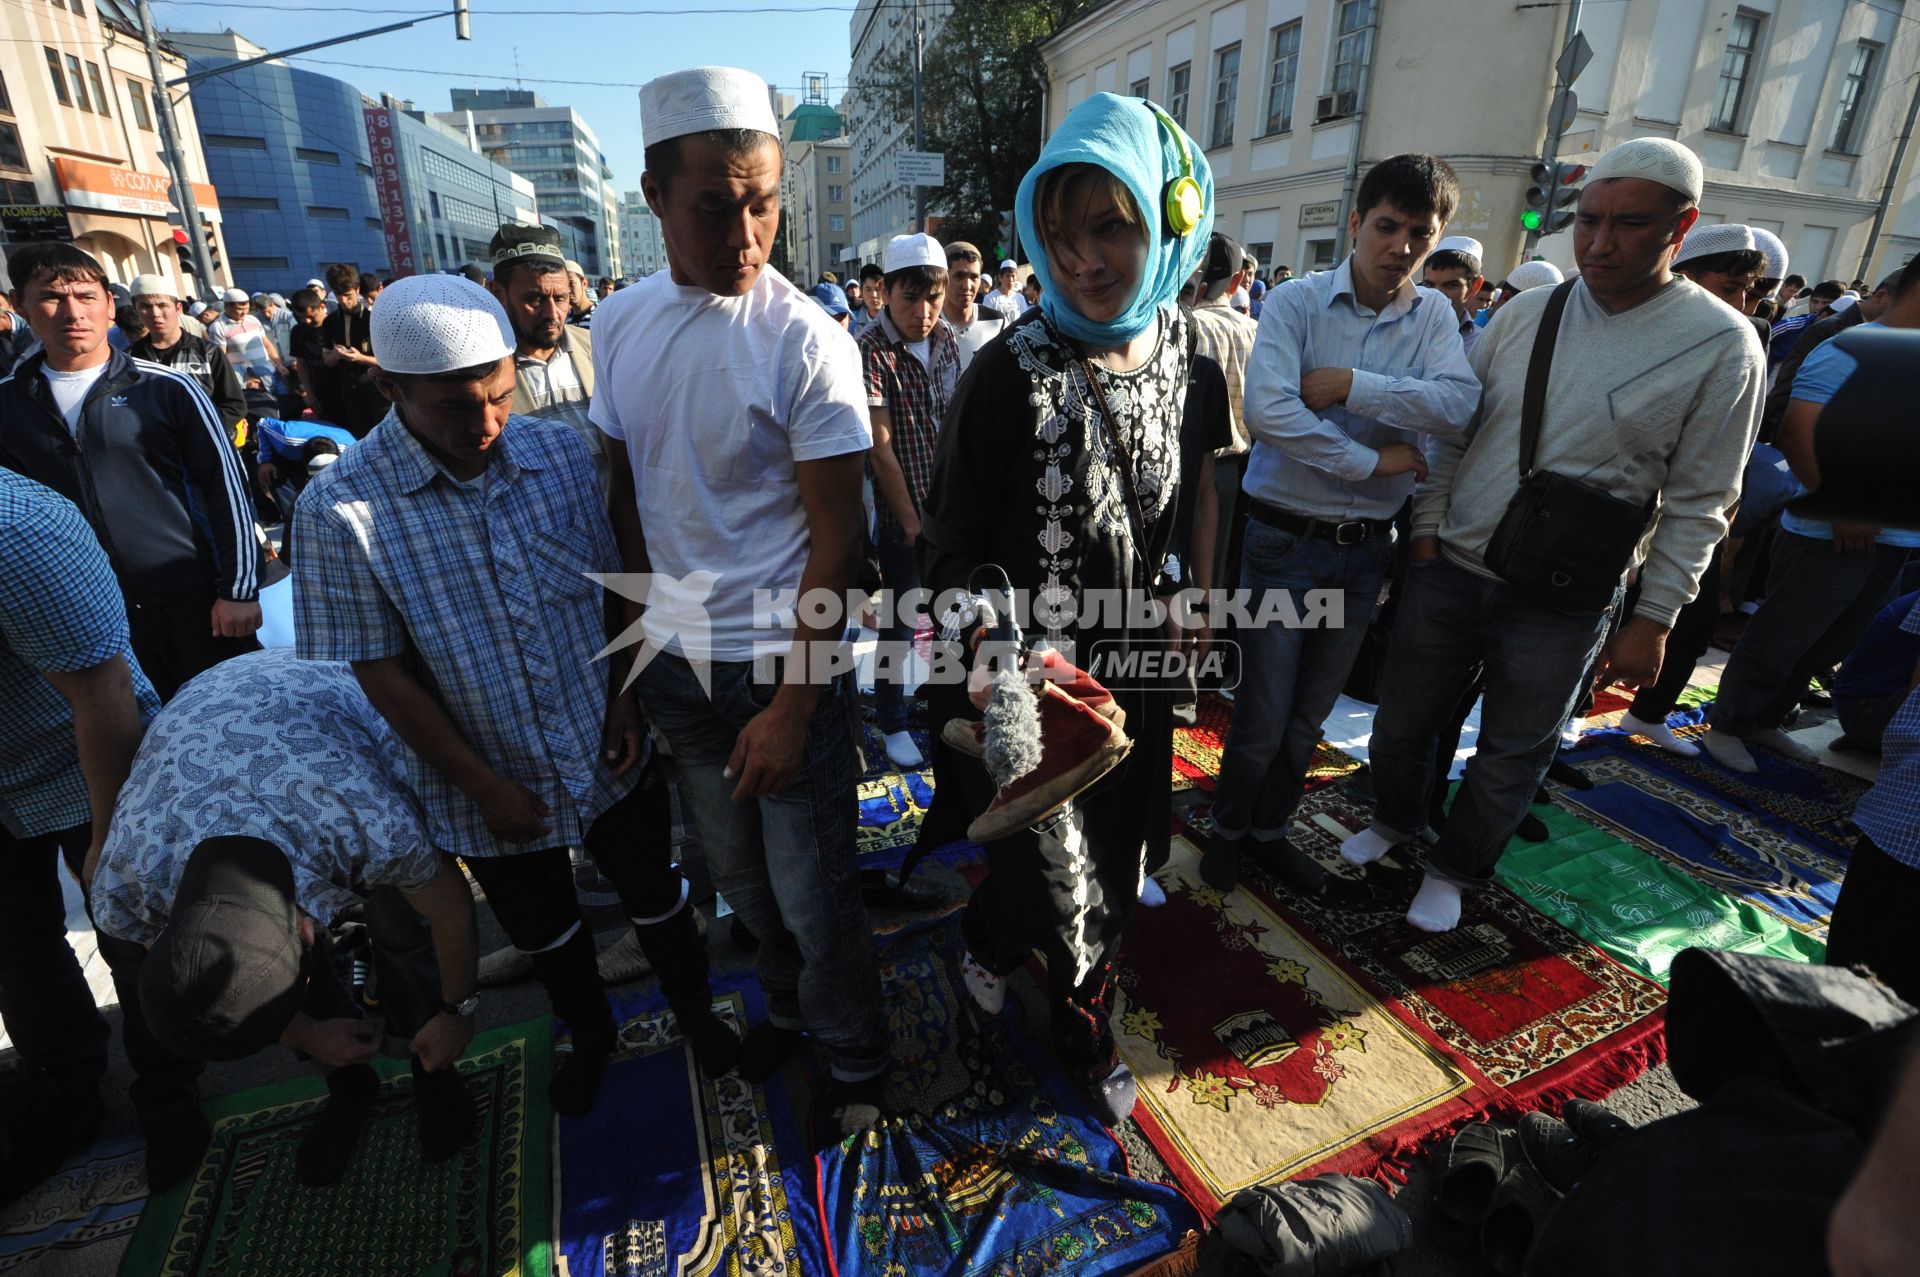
[1826,834,1920,1006]
[0,822,202,1120]
[126,595,261,702]
[460,770,682,954]
[1628,551,1724,722]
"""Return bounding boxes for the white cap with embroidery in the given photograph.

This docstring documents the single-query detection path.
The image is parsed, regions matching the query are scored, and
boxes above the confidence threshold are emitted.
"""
[370,274,514,375]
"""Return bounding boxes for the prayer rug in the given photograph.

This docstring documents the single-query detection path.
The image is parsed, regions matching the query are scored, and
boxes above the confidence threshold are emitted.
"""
[818,918,1197,1275]
[857,716,935,858]
[1171,693,1362,794]
[1495,799,1826,982]
[121,1018,552,1276]
[1121,807,1666,1217]
[0,1138,144,1274]
[1552,728,1867,941]
[555,976,828,1277]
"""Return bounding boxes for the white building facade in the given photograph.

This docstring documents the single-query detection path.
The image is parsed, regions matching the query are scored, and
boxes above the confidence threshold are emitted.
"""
[1041,0,1920,286]
[844,0,948,264]
[617,190,665,279]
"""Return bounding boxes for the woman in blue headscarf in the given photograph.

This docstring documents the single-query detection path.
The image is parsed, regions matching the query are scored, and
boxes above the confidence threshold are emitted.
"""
[919,92,1214,1124]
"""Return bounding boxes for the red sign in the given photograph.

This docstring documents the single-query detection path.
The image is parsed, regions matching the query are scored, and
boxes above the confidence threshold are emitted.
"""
[362,108,416,279]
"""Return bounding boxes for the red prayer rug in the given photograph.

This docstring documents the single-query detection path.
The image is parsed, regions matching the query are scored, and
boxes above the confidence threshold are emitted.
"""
[1171,694,1362,794]
[1118,792,1667,1217]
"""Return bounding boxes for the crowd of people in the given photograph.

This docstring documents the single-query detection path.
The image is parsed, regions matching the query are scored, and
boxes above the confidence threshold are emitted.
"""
[1,61,1916,1272]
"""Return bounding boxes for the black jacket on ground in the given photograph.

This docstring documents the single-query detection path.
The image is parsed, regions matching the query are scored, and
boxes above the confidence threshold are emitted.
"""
[0,348,260,604]
[129,332,248,437]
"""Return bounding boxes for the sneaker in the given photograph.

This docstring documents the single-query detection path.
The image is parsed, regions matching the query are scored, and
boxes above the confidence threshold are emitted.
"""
[960,949,1007,1015]
[966,682,1132,844]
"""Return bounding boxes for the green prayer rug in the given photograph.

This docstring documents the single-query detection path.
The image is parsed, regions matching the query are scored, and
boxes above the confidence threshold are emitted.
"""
[1495,801,1825,984]
[122,1018,552,1277]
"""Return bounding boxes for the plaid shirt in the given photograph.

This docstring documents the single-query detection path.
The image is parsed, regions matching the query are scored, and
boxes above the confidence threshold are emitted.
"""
[0,469,160,839]
[293,410,636,860]
[1854,598,1920,868]
[858,309,960,536]
[1189,298,1259,454]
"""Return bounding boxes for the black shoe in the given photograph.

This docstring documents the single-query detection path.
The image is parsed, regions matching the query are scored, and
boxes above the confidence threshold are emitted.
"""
[1199,830,1242,891]
[1481,1160,1560,1276]
[1515,812,1549,843]
[413,1064,476,1163]
[549,1032,614,1118]
[736,1021,805,1083]
[1546,757,1593,790]
[1247,836,1327,895]
[632,903,741,1077]
[1562,1097,1633,1147]
[817,1073,884,1146]
[142,1106,212,1192]
[1436,1122,1520,1225]
[296,1064,379,1188]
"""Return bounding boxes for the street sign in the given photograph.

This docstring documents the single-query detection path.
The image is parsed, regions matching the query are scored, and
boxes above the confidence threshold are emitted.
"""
[1556,31,1593,86]
[1547,88,1580,139]
[0,205,71,244]
[896,151,946,187]
[1299,200,1341,228]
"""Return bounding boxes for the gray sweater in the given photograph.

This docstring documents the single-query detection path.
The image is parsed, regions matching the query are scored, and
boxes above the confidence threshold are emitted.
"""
[1413,277,1764,627]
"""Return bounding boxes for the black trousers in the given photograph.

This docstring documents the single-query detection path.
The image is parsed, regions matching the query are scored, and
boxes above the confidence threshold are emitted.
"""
[0,822,202,1120]
[126,595,261,702]
[301,887,446,1046]
[1628,550,1724,722]
[461,770,682,954]
[1826,834,1920,1006]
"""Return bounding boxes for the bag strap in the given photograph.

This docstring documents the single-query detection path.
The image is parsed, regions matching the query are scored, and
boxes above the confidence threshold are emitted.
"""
[1519,278,1577,479]
[1075,353,1155,590]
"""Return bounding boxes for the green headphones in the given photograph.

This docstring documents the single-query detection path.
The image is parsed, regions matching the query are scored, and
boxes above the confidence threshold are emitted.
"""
[1146,101,1205,239]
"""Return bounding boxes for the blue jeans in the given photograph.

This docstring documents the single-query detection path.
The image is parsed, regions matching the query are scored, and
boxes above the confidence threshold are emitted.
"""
[1209,519,1392,840]
[872,523,920,735]
[1711,532,1906,737]
[1367,557,1615,887]
[635,653,888,1080]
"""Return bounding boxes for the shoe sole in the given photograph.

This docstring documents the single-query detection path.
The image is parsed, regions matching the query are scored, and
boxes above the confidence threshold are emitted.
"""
[966,732,1133,843]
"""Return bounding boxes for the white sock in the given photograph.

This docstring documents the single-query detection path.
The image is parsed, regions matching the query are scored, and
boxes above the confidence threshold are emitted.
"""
[1701,727,1759,774]
[1750,727,1820,764]
[1406,873,1464,933]
[960,950,1006,1015]
[1138,874,1167,907]
[1341,823,1409,867]
[1619,712,1701,758]
[882,730,925,769]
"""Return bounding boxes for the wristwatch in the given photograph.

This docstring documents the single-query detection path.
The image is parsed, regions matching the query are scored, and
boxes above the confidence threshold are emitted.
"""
[441,993,480,1018]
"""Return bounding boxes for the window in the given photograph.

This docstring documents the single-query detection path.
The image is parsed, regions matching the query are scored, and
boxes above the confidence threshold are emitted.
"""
[296,147,340,165]
[429,191,441,217]
[436,233,448,260]
[826,154,842,173]
[1166,62,1191,130]
[1309,238,1336,270]
[0,69,12,115]
[44,49,68,106]
[1711,12,1762,132]
[232,257,290,271]
[65,55,89,112]
[221,195,280,210]
[67,0,83,13]
[829,214,845,232]
[356,162,374,176]
[205,133,268,150]
[126,79,152,130]
[0,123,26,171]
[829,242,845,260]
[1265,21,1301,134]
[85,63,108,118]
[828,184,844,201]
[366,217,383,227]
[1130,76,1149,99]
[306,205,350,219]
[1331,0,1378,99]
[1210,45,1240,149]
[1832,41,1879,154]
[0,177,36,203]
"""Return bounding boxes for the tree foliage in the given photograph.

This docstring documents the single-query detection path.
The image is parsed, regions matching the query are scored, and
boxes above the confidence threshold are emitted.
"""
[871,0,1094,256]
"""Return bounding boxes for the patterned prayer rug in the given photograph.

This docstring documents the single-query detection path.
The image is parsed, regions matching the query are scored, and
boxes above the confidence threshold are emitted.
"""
[857,716,935,858]
[121,1020,551,1277]
[1171,693,1362,794]
[1120,810,1666,1217]
[0,1138,144,1274]
[1552,727,1868,941]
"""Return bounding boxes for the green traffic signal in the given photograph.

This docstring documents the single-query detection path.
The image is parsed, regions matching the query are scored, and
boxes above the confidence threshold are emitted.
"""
[1520,209,1544,231]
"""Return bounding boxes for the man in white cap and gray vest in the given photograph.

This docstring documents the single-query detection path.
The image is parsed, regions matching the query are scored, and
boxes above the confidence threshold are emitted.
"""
[293,273,737,1120]
[1344,137,1765,932]
[590,66,889,1139]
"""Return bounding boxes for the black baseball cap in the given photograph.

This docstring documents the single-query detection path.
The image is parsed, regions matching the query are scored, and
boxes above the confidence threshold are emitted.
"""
[1202,231,1245,284]
[139,836,310,1061]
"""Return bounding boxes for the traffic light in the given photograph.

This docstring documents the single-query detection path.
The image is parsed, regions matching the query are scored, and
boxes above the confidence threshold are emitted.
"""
[1522,161,1555,233]
[1547,163,1586,235]
[172,227,192,278]
[996,209,1015,261]
[454,0,470,39]
[203,223,222,276]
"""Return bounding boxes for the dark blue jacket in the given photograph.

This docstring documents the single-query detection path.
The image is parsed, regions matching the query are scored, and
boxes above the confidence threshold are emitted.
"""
[0,348,259,603]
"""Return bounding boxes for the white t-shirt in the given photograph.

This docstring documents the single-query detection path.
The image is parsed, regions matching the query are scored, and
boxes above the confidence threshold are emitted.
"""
[589,268,872,661]
[41,362,110,435]
[947,306,1007,372]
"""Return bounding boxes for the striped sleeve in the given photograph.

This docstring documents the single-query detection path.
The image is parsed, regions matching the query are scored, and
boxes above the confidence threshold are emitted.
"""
[139,359,260,601]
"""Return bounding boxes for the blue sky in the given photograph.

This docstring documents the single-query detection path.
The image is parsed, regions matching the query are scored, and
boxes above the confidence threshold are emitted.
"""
[153,0,858,195]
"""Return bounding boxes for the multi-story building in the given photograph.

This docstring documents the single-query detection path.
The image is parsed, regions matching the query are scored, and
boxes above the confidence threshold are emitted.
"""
[0,0,228,292]
[1040,0,1920,286]
[378,97,538,277]
[782,99,850,283]
[844,0,947,264]
[617,189,665,278]
[440,88,615,278]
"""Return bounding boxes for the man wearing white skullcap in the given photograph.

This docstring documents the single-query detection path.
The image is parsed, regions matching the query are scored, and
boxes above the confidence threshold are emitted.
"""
[1670,223,1762,311]
[1344,136,1764,933]
[1421,235,1486,353]
[592,66,889,1136]
[294,273,737,1121]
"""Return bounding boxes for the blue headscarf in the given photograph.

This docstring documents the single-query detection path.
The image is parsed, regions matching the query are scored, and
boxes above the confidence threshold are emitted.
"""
[1015,92,1215,347]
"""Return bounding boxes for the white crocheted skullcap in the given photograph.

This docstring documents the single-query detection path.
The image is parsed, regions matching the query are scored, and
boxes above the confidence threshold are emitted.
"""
[370,274,513,375]
[1673,222,1757,267]
[1747,227,1789,280]
[640,67,780,150]
[1504,259,1565,292]
[1429,236,1484,263]
[885,233,945,274]
[1589,137,1703,203]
